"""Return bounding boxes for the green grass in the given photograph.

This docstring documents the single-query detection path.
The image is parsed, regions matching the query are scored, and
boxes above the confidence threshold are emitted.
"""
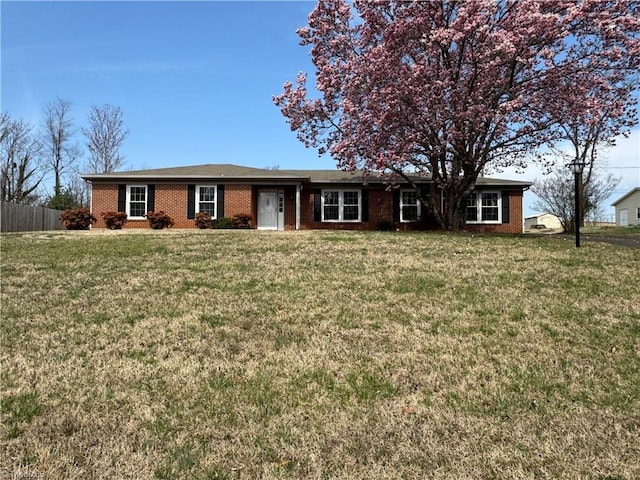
[1,229,639,479]
[0,391,42,439]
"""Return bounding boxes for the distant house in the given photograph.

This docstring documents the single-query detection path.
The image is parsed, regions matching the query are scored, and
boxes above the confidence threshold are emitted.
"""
[524,212,563,231]
[611,187,640,227]
[81,164,531,233]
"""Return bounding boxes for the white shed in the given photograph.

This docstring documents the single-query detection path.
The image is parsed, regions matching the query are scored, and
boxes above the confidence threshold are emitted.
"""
[524,212,563,231]
[611,187,640,227]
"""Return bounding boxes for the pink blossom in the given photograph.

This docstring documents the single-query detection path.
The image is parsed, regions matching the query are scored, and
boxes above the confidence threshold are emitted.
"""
[274,0,639,229]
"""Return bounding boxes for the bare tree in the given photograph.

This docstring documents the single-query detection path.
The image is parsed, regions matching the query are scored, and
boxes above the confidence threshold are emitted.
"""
[67,164,90,208]
[532,171,620,233]
[1,113,44,204]
[584,173,623,223]
[41,98,79,197]
[532,64,633,232]
[81,104,129,173]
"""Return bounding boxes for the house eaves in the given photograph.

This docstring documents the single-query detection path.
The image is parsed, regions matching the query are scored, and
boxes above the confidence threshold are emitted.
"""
[279,169,430,184]
[611,187,640,206]
[475,178,532,188]
[81,164,309,182]
[80,163,533,188]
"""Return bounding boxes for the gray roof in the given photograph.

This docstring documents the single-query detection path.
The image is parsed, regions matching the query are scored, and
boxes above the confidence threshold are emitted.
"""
[81,163,532,187]
[611,187,640,206]
[524,212,558,220]
[81,164,307,181]
[474,177,532,187]
[279,169,422,184]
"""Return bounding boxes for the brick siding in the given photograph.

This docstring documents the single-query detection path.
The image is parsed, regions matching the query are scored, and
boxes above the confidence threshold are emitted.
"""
[299,188,395,230]
[90,182,524,232]
[224,184,253,224]
[464,190,524,234]
[91,183,120,229]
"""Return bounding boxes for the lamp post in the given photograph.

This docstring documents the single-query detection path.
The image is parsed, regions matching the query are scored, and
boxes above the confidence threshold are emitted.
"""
[568,158,586,248]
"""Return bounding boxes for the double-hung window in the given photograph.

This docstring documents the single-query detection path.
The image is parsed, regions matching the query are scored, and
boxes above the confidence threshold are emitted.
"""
[400,190,421,222]
[466,192,501,223]
[196,186,217,217]
[637,206,640,219]
[322,189,361,222]
[127,185,147,219]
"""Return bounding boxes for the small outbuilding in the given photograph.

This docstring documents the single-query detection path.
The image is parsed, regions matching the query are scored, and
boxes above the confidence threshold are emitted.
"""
[524,212,563,231]
[611,187,640,227]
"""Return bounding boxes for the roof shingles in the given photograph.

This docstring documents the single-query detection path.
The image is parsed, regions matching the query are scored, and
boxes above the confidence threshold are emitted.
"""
[81,163,531,187]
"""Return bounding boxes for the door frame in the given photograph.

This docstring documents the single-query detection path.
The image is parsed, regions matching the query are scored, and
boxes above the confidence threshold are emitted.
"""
[619,208,628,227]
[257,190,285,230]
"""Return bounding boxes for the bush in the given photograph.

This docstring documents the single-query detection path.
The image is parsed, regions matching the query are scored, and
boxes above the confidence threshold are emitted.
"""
[60,208,97,230]
[375,219,394,231]
[212,217,233,229]
[101,211,128,230]
[195,212,213,229]
[195,214,250,230]
[146,211,175,230]
[232,213,252,229]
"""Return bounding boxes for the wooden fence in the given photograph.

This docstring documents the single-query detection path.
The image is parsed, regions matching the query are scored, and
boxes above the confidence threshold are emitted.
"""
[0,201,65,233]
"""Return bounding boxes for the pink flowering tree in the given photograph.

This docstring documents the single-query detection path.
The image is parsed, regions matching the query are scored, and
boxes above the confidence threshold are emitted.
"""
[274,0,639,230]
[544,72,636,230]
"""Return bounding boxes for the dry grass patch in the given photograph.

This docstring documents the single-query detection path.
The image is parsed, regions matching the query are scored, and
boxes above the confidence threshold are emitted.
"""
[1,230,639,479]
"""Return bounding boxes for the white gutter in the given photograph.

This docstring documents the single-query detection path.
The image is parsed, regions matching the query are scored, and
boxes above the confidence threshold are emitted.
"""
[87,180,93,230]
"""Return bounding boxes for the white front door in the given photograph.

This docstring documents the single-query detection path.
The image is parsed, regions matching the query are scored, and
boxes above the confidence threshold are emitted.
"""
[258,191,284,230]
[620,209,628,227]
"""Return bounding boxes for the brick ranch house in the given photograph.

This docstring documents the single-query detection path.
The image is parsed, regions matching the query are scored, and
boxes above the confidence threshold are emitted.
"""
[82,164,531,233]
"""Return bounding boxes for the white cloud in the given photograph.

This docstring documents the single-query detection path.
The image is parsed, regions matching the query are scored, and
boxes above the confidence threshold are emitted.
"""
[499,128,639,219]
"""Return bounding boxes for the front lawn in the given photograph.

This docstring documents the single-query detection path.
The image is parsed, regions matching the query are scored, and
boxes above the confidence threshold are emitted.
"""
[1,230,639,479]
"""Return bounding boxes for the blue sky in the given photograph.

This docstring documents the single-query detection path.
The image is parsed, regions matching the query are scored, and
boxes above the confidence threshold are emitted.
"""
[2,1,638,218]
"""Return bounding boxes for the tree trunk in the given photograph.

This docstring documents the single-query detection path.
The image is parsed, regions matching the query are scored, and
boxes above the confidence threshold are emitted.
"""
[431,182,470,231]
[54,175,62,198]
[449,205,467,230]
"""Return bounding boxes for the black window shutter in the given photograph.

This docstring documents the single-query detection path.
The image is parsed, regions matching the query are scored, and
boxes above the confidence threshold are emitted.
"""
[392,189,400,222]
[420,186,430,213]
[501,191,510,224]
[313,193,322,222]
[147,184,155,213]
[117,184,126,212]
[217,185,225,219]
[361,189,369,222]
[187,185,196,219]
